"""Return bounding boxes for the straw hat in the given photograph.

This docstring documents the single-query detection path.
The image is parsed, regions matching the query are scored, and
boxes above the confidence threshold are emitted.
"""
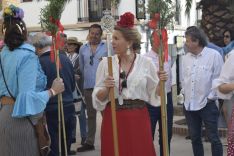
[67,37,83,46]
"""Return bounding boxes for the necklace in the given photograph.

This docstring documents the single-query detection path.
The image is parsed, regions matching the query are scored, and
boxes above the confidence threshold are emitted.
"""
[118,53,136,94]
[118,53,136,105]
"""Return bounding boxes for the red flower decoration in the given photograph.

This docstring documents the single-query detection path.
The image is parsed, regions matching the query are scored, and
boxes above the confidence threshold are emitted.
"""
[152,28,168,62]
[117,12,134,28]
[148,13,160,29]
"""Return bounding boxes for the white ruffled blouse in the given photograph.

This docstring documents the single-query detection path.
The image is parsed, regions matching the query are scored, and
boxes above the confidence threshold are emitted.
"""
[213,50,234,99]
[92,54,160,111]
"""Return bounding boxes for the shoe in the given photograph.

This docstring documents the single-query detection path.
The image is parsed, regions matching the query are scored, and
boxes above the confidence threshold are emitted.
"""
[68,150,77,155]
[81,137,86,146]
[185,135,191,140]
[77,143,95,152]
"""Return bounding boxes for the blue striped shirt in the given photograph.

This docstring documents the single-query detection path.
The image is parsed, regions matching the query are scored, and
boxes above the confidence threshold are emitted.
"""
[79,41,108,89]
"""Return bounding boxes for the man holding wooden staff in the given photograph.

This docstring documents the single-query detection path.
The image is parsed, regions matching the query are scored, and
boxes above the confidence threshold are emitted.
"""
[32,32,76,156]
[144,33,173,156]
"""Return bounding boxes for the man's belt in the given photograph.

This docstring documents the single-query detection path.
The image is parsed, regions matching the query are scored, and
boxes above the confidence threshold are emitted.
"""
[0,96,15,105]
[107,99,145,110]
[207,98,215,103]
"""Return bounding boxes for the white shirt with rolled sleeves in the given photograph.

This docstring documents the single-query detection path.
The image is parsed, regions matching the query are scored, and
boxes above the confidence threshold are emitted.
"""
[144,49,172,107]
[213,50,234,99]
[144,49,172,93]
[92,54,160,111]
[181,47,223,111]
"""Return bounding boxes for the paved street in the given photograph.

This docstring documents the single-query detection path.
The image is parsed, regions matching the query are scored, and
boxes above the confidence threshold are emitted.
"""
[71,113,227,156]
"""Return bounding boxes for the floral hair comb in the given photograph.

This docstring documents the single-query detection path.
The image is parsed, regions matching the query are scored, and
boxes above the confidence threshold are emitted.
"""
[3,4,24,20]
[117,12,134,28]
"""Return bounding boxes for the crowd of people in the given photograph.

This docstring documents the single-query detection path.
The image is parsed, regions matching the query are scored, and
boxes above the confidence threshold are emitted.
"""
[1,5,234,156]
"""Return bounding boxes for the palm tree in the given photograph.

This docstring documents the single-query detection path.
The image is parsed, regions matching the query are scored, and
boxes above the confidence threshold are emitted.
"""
[186,0,234,46]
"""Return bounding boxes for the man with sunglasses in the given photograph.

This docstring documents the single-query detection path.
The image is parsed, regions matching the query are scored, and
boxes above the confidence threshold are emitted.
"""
[77,24,108,152]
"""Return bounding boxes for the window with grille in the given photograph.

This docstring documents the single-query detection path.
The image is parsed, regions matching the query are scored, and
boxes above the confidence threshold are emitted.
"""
[88,0,111,22]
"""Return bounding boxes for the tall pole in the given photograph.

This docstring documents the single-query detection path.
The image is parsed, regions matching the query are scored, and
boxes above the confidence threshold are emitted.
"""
[107,33,119,156]
[158,29,169,156]
[101,10,119,156]
[39,1,72,156]
[53,37,67,156]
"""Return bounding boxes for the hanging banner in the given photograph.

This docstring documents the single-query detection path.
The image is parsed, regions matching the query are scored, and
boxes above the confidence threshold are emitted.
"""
[135,0,145,19]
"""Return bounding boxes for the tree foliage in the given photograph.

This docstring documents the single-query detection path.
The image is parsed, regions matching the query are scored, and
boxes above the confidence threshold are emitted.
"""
[147,0,175,28]
[111,0,121,7]
[39,0,71,35]
[186,0,234,15]
[185,0,234,45]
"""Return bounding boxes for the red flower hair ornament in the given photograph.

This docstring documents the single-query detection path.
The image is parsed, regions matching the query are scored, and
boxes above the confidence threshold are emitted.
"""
[117,12,134,28]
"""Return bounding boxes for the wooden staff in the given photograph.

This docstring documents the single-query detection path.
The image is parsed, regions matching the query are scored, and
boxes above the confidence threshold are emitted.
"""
[53,37,67,156]
[101,10,119,156]
[158,29,169,156]
[107,32,119,156]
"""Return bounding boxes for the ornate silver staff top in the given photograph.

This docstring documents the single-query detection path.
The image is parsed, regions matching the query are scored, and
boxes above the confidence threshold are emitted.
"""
[101,10,115,56]
[101,9,115,33]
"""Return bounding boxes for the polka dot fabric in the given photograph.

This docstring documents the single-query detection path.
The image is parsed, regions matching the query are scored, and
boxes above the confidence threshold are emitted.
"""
[228,105,234,156]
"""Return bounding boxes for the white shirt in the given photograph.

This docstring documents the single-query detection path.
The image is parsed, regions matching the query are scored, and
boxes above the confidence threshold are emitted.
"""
[181,47,223,111]
[92,54,160,111]
[213,50,234,99]
[144,49,172,93]
[67,53,79,67]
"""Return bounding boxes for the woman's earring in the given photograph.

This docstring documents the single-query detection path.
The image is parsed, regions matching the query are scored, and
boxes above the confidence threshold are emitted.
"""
[126,46,131,55]
[2,28,6,35]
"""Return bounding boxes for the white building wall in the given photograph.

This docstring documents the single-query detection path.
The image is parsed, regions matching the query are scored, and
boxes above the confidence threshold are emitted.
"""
[19,1,48,27]
[18,0,199,45]
[19,0,78,27]
[118,0,136,16]
[19,0,199,33]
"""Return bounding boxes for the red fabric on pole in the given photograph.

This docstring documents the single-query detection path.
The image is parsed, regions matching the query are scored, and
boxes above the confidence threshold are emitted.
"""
[152,29,168,62]
[161,29,168,62]
[50,36,55,63]
[148,13,160,29]
[152,31,160,51]
[48,17,64,67]
[148,13,168,62]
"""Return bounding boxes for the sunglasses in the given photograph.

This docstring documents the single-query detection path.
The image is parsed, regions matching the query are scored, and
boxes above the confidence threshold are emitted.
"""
[224,35,230,38]
[120,71,127,88]
[90,55,94,65]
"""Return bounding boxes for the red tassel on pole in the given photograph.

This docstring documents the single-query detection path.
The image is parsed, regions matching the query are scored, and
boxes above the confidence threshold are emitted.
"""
[161,29,168,62]
[50,36,55,62]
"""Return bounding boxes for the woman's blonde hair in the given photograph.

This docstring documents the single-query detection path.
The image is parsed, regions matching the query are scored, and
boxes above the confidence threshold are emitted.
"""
[114,26,141,51]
